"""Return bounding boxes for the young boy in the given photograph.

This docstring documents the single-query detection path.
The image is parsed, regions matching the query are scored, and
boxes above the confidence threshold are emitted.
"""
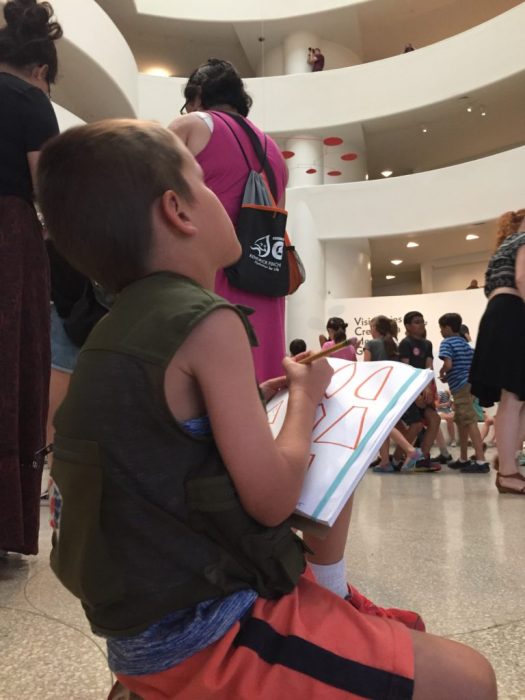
[438,313,489,473]
[396,311,442,472]
[37,121,496,699]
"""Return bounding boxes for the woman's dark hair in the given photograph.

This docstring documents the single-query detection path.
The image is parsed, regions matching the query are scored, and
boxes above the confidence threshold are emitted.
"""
[326,317,347,332]
[0,0,62,83]
[333,329,347,343]
[371,315,399,360]
[183,58,252,117]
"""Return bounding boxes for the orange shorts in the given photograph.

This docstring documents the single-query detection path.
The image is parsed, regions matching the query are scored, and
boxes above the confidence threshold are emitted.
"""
[117,571,414,700]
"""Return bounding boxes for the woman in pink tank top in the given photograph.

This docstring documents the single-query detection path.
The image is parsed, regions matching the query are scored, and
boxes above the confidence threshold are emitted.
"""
[169,59,287,383]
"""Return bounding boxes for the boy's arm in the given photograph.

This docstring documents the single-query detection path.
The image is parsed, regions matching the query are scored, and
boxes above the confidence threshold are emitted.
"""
[169,308,333,527]
[398,338,410,364]
[439,358,453,382]
[425,340,434,370]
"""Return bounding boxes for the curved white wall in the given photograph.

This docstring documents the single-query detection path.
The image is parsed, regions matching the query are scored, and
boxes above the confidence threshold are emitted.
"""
[52,103,85,131]
[137,5,525,135]
[47,0,138,122]
[287,146,525,240]
[135,0,369,22]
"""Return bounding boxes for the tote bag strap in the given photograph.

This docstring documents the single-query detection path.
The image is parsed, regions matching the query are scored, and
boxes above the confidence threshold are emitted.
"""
[212,111,279,204]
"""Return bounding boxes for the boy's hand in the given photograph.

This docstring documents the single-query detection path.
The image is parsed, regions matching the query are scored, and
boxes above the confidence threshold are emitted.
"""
[259,375,287,402]
[282,353,333,406]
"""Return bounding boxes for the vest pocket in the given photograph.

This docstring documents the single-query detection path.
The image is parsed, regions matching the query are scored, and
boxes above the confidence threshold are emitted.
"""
[186,473,306,598]
[50,434,125,607]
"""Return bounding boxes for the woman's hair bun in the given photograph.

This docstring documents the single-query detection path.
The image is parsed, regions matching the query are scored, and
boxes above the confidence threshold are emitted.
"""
[4,1,62,41]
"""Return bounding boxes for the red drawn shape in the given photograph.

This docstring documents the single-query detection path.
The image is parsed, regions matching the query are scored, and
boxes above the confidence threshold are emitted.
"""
[267,399,285,425]
[341,152,358,161]
[327,170,342,176]
[355,366,394,401]
[306,168,317,174]
[323,136,343,146]
[308,454,315,469]
[324,362,357,399]
[282,150,295,159]
[313,405,368,450]
[312,402,327,432]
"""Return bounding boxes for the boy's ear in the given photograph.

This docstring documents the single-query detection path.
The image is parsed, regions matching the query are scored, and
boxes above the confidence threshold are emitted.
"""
[160,190,197,236]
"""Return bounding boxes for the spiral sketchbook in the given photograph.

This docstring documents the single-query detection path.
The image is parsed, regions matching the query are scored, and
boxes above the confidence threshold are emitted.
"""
[266,359,434,527]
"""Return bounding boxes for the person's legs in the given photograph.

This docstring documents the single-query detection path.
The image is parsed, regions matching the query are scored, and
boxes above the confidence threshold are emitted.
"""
[420,407,440,456]
[410,629,497,700]
[393,420,421,461]
[42,368,71,497]
[495,389,525,491]
[457,424,469,461]
[468,422,486,461]
[445,413,456,443]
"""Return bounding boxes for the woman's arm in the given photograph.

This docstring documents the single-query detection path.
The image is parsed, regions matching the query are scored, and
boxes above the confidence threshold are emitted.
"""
[166,308,333,527]
[363,348,372,362]
[168,113,213,157]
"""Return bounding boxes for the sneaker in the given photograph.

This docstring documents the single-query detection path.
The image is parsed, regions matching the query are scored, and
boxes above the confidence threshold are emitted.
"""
[346,584,426,632]
[448,459,469,470]
[435,453,453,464]
[369,457,381,469]
[413,457,441,472]
[460,461,490,474]
[373,462,395,473]
[390,457,403,472]
[401,448,424,473]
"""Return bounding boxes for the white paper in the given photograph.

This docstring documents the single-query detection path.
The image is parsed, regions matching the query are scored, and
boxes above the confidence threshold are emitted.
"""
[266,359,434,526]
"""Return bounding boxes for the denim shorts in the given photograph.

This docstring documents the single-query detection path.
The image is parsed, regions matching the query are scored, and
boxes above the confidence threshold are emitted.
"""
[50,303,79,373]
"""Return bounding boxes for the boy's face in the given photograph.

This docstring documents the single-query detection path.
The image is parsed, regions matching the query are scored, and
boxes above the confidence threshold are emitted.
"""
[178,142,241,269]
[440,324,452,338]
[405,315,425,338]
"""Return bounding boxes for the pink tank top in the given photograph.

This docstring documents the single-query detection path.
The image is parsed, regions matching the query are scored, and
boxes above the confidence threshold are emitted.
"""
[322,340,357,362]
[195,112,288,383]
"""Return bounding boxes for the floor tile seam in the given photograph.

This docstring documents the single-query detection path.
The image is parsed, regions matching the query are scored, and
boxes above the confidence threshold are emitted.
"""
[447,615,525,638]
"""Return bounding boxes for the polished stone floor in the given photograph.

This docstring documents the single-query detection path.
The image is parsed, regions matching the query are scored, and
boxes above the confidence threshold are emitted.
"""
[1,450,524,699]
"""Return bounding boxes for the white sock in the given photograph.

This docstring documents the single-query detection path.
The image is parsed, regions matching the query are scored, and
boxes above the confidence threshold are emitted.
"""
[309,559,348,599]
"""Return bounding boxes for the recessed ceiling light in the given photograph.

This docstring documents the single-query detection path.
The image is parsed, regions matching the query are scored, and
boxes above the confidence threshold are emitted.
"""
[421,125,428,133]
[480,106,487,117]
[385,275,396,280]
[466,105,473,113]
[406,241,419,248]
[145,67,171,77]
[466,234,479,241]
[390,259,403,265]
[381,170,393,178]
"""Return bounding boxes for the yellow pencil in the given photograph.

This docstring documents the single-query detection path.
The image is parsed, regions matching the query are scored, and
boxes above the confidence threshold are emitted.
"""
[298,338,352,365]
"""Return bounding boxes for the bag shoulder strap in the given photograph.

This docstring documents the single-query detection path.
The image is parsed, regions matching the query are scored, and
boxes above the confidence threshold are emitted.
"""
[212,111,279,203]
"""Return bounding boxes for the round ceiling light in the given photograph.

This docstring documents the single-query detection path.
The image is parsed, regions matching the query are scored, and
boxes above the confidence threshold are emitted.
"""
[390,259,403,265]
[381,170,393,178]
[406,241,419,248]
[466,234,479,240]
[385,275,396,280]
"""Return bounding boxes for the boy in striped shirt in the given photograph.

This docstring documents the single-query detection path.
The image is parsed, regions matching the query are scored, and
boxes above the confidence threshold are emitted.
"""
[438,313,489,473]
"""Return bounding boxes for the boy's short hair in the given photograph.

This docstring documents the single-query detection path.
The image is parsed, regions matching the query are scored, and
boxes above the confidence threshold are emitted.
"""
[403,311,423,326]
[289,338,306,355]
[438,313,462,333]
[37,119,194,292]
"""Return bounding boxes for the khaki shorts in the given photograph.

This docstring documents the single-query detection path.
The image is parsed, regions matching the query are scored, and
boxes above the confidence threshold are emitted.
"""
[452,384,478,427]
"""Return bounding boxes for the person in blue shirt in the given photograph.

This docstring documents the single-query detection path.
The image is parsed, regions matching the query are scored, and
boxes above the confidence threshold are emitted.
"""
[438,313,489,473]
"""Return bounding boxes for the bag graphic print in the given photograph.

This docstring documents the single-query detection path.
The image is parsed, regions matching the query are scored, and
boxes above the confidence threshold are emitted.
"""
[214,112,305,297]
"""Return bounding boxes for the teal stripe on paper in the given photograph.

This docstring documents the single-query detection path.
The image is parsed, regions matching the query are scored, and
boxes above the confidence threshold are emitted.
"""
[312,372,421,520]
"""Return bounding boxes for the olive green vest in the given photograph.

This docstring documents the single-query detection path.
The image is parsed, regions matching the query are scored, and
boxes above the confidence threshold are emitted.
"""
[50,272,306,637]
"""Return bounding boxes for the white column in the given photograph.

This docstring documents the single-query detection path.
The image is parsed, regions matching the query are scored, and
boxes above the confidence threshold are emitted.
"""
[285,136,323,188]
[283,31,318,75]
[286,199,326,350]
[323,138,367,184]
[324,239,371,298]
[420,261,434,293]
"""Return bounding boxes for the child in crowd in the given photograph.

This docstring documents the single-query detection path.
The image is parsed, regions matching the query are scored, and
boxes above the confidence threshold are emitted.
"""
[320,318,357,361]
[289,338,306,356]
[396,312,441,472]
[364,316,423,473]
[37,120,496,699]
[438,313,489,473]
